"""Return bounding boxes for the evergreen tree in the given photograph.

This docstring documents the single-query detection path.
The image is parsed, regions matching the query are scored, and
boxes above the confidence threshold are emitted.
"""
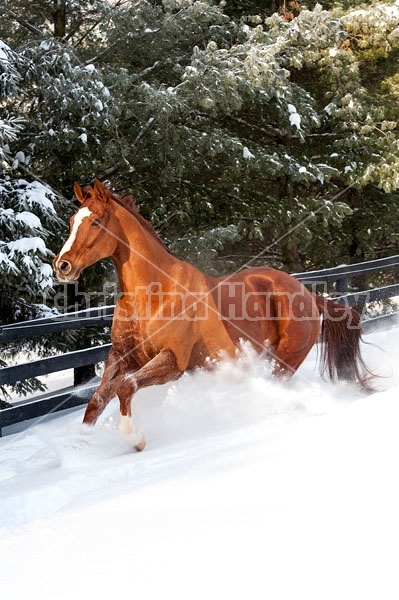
[95,1,398,269]
[2,0,398,274]
[1,0,398,398]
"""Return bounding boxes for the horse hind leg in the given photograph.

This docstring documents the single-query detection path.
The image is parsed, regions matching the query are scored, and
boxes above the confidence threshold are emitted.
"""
[270,322,320,380]
[270,345,311,379]
[268,290,321,380]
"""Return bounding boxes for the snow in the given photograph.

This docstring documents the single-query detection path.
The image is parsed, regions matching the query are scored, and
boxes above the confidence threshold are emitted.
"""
[324,102,334,115]
[0,326,398,599]
[243,146,255,159]
[287,103,301,129]
[94,99,103,111]
[15,211,43,229]
[0,178,59,288]
[0,206,14,219]
[344,0,399,21]
[0,251,19,273]
[0,40,11,66]
[39,40,52,51]
[289,113,301,129]
[39,262,54,288]
[19,180,56,213]
[7,236,47,256]
[14,150,25,164]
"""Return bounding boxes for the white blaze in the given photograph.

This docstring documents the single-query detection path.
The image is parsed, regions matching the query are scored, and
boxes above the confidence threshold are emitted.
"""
[57,207,92,263]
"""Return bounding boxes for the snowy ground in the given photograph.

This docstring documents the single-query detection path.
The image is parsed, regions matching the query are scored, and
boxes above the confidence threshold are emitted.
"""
[1,325,398,600]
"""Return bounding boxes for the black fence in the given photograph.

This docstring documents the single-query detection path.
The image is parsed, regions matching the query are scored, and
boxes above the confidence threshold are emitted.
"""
[1,254,398,436]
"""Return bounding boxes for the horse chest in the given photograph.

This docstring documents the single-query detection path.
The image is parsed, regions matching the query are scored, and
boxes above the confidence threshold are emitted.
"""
[111,318,159,367]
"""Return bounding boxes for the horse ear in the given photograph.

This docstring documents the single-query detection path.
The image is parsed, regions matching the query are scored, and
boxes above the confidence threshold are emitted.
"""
[73,182,87,204]
[93,178,109,203]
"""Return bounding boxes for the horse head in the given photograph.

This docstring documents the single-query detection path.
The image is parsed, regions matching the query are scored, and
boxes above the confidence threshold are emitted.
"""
[53,179,118,282]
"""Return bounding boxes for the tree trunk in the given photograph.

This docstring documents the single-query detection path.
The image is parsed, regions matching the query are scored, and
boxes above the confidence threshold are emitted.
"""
[53,0,66,38]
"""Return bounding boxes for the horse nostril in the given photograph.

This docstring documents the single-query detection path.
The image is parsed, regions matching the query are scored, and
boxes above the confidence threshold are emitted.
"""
[59,260,72,274]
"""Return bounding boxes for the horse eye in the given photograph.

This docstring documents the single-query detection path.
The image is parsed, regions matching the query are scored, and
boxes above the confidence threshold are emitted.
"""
[91,219,101,227]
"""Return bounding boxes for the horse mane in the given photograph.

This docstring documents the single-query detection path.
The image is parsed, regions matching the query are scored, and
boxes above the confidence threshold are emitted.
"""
[110,191,171,254]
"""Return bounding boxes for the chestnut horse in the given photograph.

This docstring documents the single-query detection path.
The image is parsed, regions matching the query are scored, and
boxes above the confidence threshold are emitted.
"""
[53,180,371,450]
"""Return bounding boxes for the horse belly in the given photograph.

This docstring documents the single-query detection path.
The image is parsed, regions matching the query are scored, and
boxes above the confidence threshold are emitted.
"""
[211,276,279,352]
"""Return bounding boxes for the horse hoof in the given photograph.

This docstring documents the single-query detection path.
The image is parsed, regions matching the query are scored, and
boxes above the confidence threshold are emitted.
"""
[129,432,146,452]
[134,435,146,452]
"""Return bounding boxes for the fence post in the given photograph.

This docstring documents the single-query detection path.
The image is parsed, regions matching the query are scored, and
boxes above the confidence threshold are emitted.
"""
[335,277,348,294]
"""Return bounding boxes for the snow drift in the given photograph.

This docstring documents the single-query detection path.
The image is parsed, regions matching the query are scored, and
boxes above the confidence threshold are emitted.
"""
[0,325,398,600]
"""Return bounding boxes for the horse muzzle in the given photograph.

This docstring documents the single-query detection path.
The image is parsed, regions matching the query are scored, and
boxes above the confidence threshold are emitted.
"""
[53,255,82,282]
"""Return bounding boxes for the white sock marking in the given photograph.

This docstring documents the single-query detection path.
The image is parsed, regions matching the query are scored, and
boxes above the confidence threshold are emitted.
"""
[119,414,144,447]
[119,414,134,435]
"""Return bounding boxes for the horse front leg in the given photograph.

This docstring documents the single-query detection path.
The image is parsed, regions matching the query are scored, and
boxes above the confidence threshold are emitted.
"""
[83,347,131,425]
[116,349,182,451]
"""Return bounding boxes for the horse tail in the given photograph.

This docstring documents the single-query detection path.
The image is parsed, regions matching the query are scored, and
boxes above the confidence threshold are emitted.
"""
[313,294,374,391]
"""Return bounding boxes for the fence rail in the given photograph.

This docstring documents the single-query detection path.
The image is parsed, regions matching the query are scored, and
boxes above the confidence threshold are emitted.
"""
[0,344,111,386]
[1,254,398,436]
[293,254,399,282]
[0,305,114,343]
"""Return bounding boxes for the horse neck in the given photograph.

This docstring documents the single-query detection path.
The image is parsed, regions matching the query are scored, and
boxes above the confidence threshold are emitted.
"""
[111,203,176,291]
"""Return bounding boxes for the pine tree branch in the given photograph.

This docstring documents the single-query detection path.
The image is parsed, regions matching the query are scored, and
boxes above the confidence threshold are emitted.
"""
[85,42,119,66]
[216,251,281,261]
[4,156,69,202]
[0,398,13,409]
[19,166,69,201]
[228,115,285,142]
[97,118,155,180]
[63,18,85,43]
[97,158,130,179]
[181,179,242,202]
[5,8,44,37]
[73,20,102,49]
[72,0,128,49]
[139,61,161,78]
[132,117,155,146]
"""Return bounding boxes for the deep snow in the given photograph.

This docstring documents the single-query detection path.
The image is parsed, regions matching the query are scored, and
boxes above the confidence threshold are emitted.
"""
[0,325,398,600]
